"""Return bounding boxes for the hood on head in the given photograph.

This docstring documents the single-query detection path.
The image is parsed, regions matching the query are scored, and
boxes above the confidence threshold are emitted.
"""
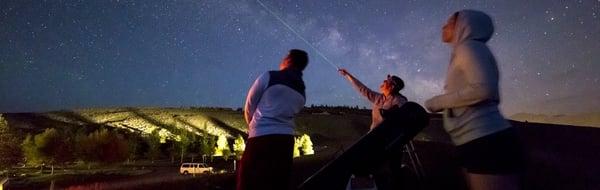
[452,10,494,44]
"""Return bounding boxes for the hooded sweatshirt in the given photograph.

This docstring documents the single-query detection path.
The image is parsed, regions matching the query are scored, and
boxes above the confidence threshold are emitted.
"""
[427,10,511,145]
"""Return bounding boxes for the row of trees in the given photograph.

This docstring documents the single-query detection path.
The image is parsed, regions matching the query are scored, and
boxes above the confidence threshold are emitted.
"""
[16,127,250,169]
[21,128,131,173]
[1,114,315,172]
[301,105,371,115]
[18,128,221,166]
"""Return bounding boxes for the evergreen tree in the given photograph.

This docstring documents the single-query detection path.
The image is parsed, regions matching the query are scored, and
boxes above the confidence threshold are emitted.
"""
[300,134,314,155]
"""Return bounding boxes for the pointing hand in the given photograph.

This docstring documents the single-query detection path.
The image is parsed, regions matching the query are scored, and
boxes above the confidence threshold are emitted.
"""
[338,68,349,76]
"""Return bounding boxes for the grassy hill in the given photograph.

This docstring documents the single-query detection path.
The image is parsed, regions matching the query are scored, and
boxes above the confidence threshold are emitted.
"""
[1,107,374,143]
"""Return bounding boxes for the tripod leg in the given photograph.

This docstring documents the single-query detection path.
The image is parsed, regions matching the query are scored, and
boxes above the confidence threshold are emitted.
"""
[409,141,426,178]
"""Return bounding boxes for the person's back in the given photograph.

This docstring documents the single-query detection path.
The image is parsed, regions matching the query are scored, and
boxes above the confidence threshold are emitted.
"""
[237,49,309,190]
[246,69,305,138]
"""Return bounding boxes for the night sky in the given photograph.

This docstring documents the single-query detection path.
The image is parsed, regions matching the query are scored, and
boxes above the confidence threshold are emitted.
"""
[1,0,599,116]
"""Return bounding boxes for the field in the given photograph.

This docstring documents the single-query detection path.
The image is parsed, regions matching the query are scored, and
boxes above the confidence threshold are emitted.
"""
[1,108,599,189]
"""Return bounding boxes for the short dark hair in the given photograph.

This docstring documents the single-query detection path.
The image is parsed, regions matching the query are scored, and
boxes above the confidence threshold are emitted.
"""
[286,49,309,71]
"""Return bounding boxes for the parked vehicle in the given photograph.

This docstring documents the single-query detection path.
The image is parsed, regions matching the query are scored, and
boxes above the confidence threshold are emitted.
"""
[179,163,213,175]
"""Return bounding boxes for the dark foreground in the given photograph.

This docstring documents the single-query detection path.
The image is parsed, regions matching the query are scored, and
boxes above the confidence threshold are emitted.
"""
[7,121,600,190]
[291,121,600,190]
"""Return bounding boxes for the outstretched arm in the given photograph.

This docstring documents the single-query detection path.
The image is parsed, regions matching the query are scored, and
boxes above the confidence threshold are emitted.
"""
[338,68,384,105]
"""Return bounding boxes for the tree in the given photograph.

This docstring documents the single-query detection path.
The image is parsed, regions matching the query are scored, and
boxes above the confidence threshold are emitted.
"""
[299,134,314,155]
[127,134,143,164]
[76,129,129,164]
[0,115,22,169]
[145,130,162,162]
[214,134,230,157]
[21,134,44,173]
[96,129,129,163]
[21,128,74,174]
[292,134,315,158]
[199,135,216,162]
[74,129,96,166]
[177,132,192,163]
[293,137,301,158]
[21,134,39,164]
[167,142,177,163]
[232,135,246,159]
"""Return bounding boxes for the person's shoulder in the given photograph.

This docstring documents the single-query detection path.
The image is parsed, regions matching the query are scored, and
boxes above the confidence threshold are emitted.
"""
[251,71,272,84]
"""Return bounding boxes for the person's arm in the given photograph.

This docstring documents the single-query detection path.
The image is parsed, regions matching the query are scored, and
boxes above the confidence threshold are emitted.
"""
[339,69,384,104]
[244,72,269,124]
[425,43,498,112]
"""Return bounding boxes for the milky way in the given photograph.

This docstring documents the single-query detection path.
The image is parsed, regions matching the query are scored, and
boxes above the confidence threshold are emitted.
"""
[1,0,599,115]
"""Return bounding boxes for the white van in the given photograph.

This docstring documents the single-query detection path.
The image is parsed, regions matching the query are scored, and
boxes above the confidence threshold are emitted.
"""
[179,163,213,175]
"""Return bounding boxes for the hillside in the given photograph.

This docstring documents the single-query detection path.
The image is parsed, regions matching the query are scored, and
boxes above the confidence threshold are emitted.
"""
[1,107,376,144]
[1,106,450,162]
[510,112,600,128]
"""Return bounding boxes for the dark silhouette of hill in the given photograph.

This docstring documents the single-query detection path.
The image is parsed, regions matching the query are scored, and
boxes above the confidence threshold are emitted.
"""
[511,112,600,128]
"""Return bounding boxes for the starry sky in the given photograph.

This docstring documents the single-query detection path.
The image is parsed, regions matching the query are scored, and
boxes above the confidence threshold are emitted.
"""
[1,0,599,116]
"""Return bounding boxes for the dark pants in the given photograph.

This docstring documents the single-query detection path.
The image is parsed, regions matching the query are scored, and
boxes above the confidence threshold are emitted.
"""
[236,134,294,190]
[457,127,525,174]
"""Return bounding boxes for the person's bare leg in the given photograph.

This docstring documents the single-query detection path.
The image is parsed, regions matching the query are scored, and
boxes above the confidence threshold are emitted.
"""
[465,173,520,190]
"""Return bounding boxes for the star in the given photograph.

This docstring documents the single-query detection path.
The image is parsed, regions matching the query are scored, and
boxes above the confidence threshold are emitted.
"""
[0,0,597,116]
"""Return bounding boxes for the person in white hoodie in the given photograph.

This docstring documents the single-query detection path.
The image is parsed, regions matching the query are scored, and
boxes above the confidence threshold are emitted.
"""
[425,10,524,190]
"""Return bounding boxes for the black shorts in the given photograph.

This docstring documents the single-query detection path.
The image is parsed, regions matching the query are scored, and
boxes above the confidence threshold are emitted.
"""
[456,127,526,174]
